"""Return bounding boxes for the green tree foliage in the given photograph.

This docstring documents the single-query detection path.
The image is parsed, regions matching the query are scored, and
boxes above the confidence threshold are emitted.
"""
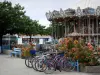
[37,25,45,35]
[0,1,25,35]
[0,1,26,52]
[44,26,52,35]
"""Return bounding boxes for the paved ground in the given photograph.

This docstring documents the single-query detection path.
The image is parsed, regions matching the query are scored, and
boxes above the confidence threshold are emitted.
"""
[0,54,100,75]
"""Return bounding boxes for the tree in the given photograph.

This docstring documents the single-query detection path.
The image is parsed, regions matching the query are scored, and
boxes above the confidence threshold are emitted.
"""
[0,1,25,52]
[44,26,52,35]
[22,16,38,42]
[0,1,52,53]
[37,25,46,35]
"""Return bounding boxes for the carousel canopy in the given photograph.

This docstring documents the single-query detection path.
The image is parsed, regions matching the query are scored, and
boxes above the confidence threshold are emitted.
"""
[46,6,100,21]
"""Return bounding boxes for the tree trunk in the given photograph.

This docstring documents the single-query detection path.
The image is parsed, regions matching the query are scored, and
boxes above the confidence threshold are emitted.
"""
[29,35,32,42]
[0,34,3,53]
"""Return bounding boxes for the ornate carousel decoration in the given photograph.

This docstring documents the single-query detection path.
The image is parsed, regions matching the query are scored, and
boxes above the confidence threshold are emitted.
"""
[96,6,100,16]
[64,8,75,17]
[83,7,95,16]
[76,7,82,17]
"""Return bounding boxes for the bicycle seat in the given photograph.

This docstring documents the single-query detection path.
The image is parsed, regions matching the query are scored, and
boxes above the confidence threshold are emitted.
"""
[36,56,40,58]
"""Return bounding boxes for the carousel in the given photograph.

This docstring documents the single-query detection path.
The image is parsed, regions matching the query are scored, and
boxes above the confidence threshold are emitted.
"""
[45,6,100,47]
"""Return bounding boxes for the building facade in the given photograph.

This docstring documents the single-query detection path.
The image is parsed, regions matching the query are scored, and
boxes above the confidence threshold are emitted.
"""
[18,35,52,44]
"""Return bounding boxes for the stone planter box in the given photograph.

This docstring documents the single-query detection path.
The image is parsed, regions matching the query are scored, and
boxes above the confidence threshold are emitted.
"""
[80,65,100,73]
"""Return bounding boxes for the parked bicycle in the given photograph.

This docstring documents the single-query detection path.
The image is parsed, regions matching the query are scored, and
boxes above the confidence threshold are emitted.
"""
[25,50,36,68]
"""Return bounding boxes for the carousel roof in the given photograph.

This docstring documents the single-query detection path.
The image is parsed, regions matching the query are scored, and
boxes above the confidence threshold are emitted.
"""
[46,0,100,21]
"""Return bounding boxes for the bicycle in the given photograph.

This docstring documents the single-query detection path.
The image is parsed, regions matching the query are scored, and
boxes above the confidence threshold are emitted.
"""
[25,50,36,68]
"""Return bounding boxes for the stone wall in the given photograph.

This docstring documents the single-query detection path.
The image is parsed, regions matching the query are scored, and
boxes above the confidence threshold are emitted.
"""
[3,50,12,55]
[85,66,100,73]
[80,65,100,73]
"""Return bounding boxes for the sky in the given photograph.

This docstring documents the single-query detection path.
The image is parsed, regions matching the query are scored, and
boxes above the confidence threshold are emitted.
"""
[0,0,100,27]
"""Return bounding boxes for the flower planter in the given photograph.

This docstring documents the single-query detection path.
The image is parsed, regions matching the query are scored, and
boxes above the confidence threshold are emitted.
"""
[80,65,100,73]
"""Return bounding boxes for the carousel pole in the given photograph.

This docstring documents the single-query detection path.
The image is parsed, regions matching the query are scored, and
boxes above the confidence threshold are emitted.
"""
[56,22,58,39]
[74,20,76,32]
[92,19,94,35]
[54,21,57,39]
[52,21,54,39]
[83,19,84,36]
[88,16,91,43]
[73,19,76,40]
[59,22,63,38]
[79,17,81,39]
[85,18,88,43]
[68,22,69,34]
[57,23,59,39]
[79,17,80,33]
[96,16,99,53]
[92,18,95,47]
[58,22,61,38]
[85,18,87,42]
[64,20,67,37]
[61,22,63,38]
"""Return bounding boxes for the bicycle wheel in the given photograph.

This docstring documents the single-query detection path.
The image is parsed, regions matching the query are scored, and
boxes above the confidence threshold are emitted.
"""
[44,60,56,74]
[31,57,37,70]
[35,59,47,72]
[25,57,33,68]
[68,61,75,71]
[63,60,75,71]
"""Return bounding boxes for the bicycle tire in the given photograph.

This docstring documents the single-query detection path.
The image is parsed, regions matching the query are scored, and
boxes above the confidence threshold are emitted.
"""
[63,59,75,71]
[31,57,38,70]
[25,57,33,68]
[35,59,47,72]
[44,60,56,74]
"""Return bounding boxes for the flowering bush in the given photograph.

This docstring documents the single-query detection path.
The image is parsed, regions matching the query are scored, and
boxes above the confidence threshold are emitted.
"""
[21,47,31,57]
[21,43,35,57]
[56,38,100,66]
